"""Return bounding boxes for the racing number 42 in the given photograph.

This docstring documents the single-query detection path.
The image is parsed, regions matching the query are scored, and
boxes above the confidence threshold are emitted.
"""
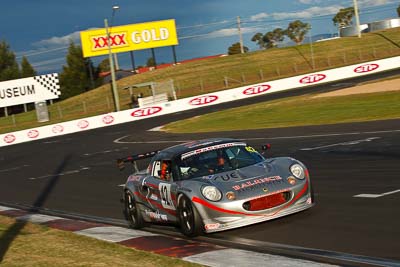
[159,183,175,210]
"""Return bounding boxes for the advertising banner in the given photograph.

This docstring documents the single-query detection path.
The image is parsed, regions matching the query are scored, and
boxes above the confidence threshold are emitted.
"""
[0,74,60,108]
[80,19,178,58]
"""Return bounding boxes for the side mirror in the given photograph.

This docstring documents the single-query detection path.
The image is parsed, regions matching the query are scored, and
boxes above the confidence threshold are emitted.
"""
[261,144,271,151]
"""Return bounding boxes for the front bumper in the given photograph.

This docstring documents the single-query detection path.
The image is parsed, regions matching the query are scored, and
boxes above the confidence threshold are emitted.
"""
[193,181,313,233]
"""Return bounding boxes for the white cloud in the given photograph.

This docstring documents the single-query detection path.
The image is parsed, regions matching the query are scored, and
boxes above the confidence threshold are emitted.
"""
[250,13,269,21]
[33,31,81,48]
[298,0,321,4]
[207,27,263,38]
[358,0,396,7]
[250,5,343,21]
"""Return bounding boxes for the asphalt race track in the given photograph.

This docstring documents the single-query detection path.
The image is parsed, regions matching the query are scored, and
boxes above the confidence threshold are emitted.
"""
[0,72,399,263]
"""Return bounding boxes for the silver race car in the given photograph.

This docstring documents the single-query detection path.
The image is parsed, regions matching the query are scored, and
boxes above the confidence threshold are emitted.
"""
[118,138,314,237]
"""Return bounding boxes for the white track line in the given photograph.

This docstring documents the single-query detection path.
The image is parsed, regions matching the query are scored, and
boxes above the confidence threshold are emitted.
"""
[0,164,30,173]
[28,167,91,180]
[354,189,400,198]
[113,129,400,144]
[300,137,380,151]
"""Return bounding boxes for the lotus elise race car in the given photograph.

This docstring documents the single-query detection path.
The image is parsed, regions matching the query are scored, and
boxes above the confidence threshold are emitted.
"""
[118,138,314,237]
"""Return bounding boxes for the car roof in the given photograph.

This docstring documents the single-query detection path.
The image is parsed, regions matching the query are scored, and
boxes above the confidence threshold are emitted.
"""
[160,138,243,159]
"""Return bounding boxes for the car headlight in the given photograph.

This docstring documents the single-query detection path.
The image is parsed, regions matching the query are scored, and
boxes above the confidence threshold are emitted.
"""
[290,164,305,179]
[202,186,222,201]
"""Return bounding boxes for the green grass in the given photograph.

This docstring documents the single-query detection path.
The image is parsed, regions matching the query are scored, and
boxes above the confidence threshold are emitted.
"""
[163,91,400,133]
[1,27,400,134]
[0,215,201,267]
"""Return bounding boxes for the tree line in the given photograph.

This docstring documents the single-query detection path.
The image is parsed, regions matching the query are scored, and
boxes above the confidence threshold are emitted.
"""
[228,4,400,55]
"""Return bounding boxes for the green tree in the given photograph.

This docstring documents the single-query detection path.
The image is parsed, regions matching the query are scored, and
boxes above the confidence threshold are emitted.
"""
[0,40,20,81]
[59,41,96,99]
[251,33,266,49]
[332,7,355,27]
[286,20,310,45]
[20,56,36,78]
[397,4,400,17]
[146,57,156,67]
[98,58,110,72]
[227,42,249,55]
[263,28,285,48]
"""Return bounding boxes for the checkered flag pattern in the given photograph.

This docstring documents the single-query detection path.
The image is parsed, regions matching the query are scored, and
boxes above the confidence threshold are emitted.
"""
[33,74,61,96]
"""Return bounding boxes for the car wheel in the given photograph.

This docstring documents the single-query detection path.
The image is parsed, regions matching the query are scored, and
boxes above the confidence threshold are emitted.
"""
[177,195,203,237]
[124,191,144,229]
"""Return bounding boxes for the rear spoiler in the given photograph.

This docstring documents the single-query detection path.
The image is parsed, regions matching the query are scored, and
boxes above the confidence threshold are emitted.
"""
[117,150,159,172]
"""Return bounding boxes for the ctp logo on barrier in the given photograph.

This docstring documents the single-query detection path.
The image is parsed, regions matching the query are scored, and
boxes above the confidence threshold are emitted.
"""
[354,64,379,73]
[27,130,39,139]
[78,120,90,129]
[4,134,16,144]
[189,95,218,105]
[131,106,162,117]
[102,115,115,125]
[52,125,64,134]
[243,84,271,95]
[300,74,326,84]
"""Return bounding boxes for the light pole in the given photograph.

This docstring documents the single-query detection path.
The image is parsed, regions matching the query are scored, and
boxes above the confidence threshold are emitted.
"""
[309,26,315,70]
[105,5,120,111]
[110,6,120,70]
[353,0,361,38]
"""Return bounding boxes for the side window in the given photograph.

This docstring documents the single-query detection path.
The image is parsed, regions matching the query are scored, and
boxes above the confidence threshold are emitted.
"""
[152,160,173,181]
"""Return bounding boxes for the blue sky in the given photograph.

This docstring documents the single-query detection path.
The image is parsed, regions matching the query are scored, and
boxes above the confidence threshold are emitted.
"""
[1,0,398,74]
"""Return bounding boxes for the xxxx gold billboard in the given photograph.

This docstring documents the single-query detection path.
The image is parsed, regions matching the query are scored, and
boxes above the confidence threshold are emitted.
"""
[80,19,178,58]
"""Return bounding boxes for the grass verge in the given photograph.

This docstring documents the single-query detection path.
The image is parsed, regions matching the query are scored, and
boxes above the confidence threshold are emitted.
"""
[0,215,201,267]
[162,91,400,133]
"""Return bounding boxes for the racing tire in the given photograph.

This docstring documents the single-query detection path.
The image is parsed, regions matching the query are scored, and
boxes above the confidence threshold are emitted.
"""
[177,195,203,237]
[124,191,144,229]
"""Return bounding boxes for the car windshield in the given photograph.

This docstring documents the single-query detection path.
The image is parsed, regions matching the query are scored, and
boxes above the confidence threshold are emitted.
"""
[177,144,264,180]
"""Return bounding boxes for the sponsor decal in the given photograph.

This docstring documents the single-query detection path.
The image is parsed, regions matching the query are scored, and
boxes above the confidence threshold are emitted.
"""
[205,223,220,230]
[127,175,142,182]
[213,172,240,181]
[102,115,114,124]
[185,140,215,149]
[77,120,89,129]
[189,95,218,106]
[299,74,326,84]
[159,183,175,210]
[91,33,128,50]
[245,146,257,153]
[131,106,162,117]
[243,84,271,95]
[232,176,282,191]
[52,125,64,134]
[181,142,246,160]
[27,130,39,139]
[145,210,168,222]
[150,193,158,201]
[4,134,16,144]
[354,63,379,73]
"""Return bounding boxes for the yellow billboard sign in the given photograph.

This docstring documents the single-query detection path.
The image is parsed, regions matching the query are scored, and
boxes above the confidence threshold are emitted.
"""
[80,19,178,57]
